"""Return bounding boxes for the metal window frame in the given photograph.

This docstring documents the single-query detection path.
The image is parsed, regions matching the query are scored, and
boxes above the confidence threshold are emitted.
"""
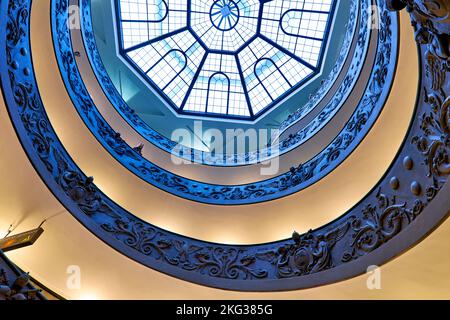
[114,0,338,120]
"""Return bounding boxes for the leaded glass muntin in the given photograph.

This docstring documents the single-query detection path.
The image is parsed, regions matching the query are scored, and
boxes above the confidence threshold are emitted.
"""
[209,0,240,31]
[115,0,337,121]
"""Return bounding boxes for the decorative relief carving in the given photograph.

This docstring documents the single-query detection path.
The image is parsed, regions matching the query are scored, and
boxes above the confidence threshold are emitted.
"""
[100,219,270,280]
[413,93,450,180]
[0,271,40,300]
[389,0,450,202]
[391,0,450,90]
[257,223,350,278]
[0,0,449,290]
[80,0,364,166]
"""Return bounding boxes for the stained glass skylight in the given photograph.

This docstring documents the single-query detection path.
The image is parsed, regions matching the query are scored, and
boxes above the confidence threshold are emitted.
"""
[116,0,336,120]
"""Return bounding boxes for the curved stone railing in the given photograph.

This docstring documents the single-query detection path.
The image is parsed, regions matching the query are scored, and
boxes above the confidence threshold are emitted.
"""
[80,0,365,166]
[50,0,396,205]
[1,0,448,291]
[0,251,45,300]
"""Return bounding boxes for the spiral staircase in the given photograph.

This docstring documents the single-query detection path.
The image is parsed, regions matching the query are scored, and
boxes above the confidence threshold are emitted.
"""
[0,0,449,299]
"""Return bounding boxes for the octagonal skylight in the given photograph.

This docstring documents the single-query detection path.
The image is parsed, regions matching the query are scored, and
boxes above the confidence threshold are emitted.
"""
[116,0,336,120]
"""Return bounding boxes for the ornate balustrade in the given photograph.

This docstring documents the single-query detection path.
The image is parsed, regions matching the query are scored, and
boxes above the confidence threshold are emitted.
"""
[80,0,365,166]
[50,0,396,205]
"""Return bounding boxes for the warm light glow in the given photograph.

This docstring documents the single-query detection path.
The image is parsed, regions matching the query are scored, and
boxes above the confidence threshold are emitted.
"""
[79,293,98,300]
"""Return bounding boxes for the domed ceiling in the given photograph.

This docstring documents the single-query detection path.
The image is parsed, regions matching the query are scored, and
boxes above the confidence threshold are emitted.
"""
[115,0,337,120]
[88,0,351,150]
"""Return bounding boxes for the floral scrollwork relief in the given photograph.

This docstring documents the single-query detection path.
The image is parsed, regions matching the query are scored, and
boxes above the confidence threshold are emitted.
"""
[257,223,350,278]
[0,270,40,300]
[413,93,450,181]
[387,0,450,198]
[389,0,450,89]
